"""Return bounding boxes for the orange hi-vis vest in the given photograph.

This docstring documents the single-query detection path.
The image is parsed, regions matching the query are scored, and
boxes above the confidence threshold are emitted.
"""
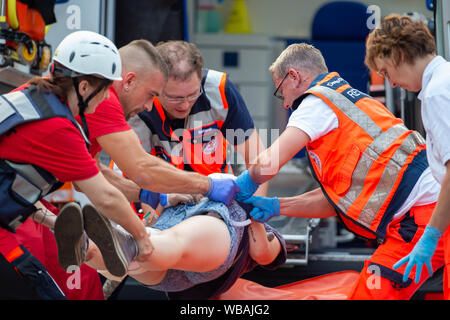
[294,72,428,242]
[133,69,233,176]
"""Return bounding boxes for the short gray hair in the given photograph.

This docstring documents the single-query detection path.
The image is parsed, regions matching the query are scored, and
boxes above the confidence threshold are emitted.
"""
[269,43,328,78]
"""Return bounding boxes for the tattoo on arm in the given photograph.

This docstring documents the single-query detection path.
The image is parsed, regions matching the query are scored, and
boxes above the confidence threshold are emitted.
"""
[249,226,257,242]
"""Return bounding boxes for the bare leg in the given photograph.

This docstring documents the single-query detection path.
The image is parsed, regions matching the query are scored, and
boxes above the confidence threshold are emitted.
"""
[84,214,231,286]
[142,215,230,272]
[31,201,57,230]
[133,215,231,286]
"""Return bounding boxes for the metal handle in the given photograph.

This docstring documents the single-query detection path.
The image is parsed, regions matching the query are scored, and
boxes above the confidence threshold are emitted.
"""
[283,233,311,266]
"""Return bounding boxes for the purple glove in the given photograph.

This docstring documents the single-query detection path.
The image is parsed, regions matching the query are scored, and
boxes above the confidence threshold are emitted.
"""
[204,176,240,206]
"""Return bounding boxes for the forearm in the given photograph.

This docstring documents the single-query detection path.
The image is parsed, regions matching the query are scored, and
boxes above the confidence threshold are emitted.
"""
[239,130,276,187]
[99,130,210,195]
[99,162,140,202]
[279,187,336,218]
[428,167,450,232]
[253,181,269,196]
[129,154,210,195]
[248,221,281,266]
[249,148,281,184]
[248,127,310,185]
[74,175,147,241]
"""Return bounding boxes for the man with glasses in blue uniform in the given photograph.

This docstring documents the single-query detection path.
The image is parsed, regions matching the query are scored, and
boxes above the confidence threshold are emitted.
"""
[128,40,268,196]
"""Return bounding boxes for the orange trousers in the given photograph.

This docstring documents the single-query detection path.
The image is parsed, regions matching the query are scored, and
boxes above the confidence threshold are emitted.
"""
[348,203,450,300]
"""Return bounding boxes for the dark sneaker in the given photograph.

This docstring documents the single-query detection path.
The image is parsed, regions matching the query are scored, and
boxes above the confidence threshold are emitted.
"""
[54,202,85,271]
[82,204,132,278]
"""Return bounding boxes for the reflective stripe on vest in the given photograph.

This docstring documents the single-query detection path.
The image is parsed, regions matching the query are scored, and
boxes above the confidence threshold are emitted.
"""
[303,72,426,240]
[6,160,53,202]
[145,69,232,175]
[0,86,89,145]
[0,91,40,121]
[185,69,228,127]
[0,86,86,193]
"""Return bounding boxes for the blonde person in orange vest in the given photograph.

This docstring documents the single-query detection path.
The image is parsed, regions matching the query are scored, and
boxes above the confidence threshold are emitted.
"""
[365,14,450,300]
[233,43,447,300]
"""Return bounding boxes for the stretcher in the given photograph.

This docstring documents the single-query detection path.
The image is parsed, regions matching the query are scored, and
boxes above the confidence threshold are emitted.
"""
[269,216,319,266]
[217,271,360,300]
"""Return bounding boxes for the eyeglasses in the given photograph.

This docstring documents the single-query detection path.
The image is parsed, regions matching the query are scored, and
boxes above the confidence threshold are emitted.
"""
[273,72,289,100]
[162,87,203,103]
[377,69,388,79]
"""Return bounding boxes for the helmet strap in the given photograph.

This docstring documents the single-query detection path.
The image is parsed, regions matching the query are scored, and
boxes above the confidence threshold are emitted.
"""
[72,77,110,146]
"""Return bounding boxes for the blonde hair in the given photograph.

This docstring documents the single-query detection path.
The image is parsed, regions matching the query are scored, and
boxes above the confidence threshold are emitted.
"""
[269,43,328,78]
[365,14,436,71]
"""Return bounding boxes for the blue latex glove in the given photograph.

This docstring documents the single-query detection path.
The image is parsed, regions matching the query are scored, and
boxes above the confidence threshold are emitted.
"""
[393,225,444,283]
[242,196,280,223]
[204,176,240,206]
[235,170,261,201]
[139,189,168,209]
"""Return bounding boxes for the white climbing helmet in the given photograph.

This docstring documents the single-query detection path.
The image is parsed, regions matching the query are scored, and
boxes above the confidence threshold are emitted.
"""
[51,30,122,81]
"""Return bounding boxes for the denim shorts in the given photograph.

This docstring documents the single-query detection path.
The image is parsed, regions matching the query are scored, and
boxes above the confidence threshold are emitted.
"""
[146,199,249,292]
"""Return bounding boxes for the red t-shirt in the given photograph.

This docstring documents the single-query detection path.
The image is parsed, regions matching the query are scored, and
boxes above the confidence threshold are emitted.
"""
[0,86,99,257]
[80,86,131,158]
[0,86,99,182]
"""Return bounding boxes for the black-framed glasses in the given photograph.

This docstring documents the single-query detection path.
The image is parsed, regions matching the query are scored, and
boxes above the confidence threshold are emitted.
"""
[162,87,203,104]
[377,69,388,79]
[273,72,289,100]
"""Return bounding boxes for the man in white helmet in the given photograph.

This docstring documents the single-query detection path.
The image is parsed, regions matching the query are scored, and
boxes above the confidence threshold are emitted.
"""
[0,30,152,299]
